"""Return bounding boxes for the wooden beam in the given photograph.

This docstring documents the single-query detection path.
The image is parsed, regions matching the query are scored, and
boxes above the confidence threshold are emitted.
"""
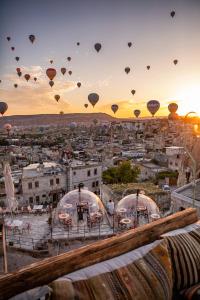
[0,208,197,300]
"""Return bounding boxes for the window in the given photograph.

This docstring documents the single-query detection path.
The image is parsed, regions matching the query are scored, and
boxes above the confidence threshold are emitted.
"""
[50,179,54,186]
[177,154,180,159]
[87,170,91,177]
[74,185,76,189]
[28,182,32,189]
[35,181,39,188]
[42,194,46,198]
[73,171,76,176]
[56,178,60,185]
[36,196,40,204]
[92,182,95,188]
[29,197,33,203]
[96,181,99,187]
[94,168,97,175]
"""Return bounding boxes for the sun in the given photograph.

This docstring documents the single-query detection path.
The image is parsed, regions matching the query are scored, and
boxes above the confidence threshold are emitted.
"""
[176,84,200,116]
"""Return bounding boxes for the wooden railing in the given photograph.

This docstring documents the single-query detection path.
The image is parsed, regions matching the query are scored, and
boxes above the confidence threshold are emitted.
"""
[0,208,198,300]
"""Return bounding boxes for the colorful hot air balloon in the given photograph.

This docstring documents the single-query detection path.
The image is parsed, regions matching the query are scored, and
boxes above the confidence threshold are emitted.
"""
[4,123,12,134]
[7,37,11,42]
[0,102,8,116]
[77,82,81,88]
[68,70,72,75]
[14,84,18,88]
[125,67,130,74]
[29,34,35,43]
[173,59,178,65]
[146,65,150,70]
[24,74,30,81]
[61,68,66,75]
[88,93,99,107]
[94,43,101,52]
[11,47,15,51]
[131,90,136,96]
[147,100,160,117]
[17,71,22,77]
[168,103,178,114]
[67,57,71,61]
[54,95,60,102]
[34,77,37,82]
[16,68,21,73]
[134,109,141,118]
[15,56,20,62]
[84,104,88,108]
[46,68,56,80]
[111,104,119,114]
[49,80,54,87]
[128,42,132,48]
[170,11,175,18]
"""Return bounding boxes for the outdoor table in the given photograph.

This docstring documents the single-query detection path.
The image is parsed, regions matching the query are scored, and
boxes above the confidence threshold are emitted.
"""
[120,218,131,225]
[137,206,147,212]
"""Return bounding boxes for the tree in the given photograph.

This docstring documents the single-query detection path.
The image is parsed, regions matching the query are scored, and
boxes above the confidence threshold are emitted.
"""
[103,161,140,184]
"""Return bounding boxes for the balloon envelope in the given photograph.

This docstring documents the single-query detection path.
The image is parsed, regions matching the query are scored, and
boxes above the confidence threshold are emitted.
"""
[29,34,35,43]
[84,104,88,108]
[77,82,81,88]
[16,68,21,73]
[67,57,71,61]
[50,60,53,64]
[11,47,15,51]
[128,42,132,48]
[170,11,175,17]
[15,57,20,61]
[134,109,141,118]
[94,43,101,52]
[146,65,150,70]
[125,67,130,74]
[111,104,119,114]
[61,68,66,75]
[4,123,12,131]
[0,102,8,115]
[88,93,99,107]
[68,71,72,75]
[17,72,22,77]
[54,95,60,102]
[173,59,178,65]
[14,84,18,88]
[24,74,30,81]
[168,103,178,113]
[7,37,11,41]
[131,90,136,96]
[49,80,54,87]
[46,68,56,80]
[34,77,37,82]
[147,100,160,116]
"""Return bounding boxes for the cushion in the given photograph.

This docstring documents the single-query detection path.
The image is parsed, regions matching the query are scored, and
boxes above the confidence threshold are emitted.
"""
[162,222,200,291]
[180,282,200,300]
[50,239,173,300]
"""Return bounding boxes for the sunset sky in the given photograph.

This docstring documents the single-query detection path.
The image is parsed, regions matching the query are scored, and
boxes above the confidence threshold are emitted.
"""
[0,0,200,117]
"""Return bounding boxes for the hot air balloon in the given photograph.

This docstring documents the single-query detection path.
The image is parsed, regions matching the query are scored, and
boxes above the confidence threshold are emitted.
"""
[88,93,99,107]
[14,84,18,88]
[111,104,119,114]
[173,59,178,65]
[128,42,132,48]
[67,57,71,61]
[0,80,1,83]
[0,102,8,116]
[46,68,56,80]
[16,68,21,73]
[4,123,12,136]
[68,70,72,75]
[147,100,160,117]
[125,67,130,74]
[49,80,54,87]
[34,77,37,82]
[146,65,150,70]
[131,90,136,96]
[134,109,141,118]
[168,103,178,114]
[170,11,175,18]
[15,56,20,62]
[24,74,30,81]
[54,95,60,102]
[94,43,101,52]
[7,37,11,42]
[17,71,22,77]
[29,34,35,43]
[11,47,15,51]
[77,42,80,46]
[168,112,179,121]
[61,68,66,75]
[60,111,64,115]
[77,82,81,88]
[84,104,88,108]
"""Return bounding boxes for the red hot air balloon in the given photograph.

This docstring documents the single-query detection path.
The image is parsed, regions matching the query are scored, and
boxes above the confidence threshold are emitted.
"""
[68,70,72,75]
[84,104,88,108]
[134,109,141,118]
[0,102,8,115]
[147,100,160,117]
[46,68,56,80]
[4,123,12,135]
[61,68,66,75]
[54,95,60,102]
[7,37,11,41]
[88,93,99,107]
[15,56,20,62]
[94,43,102,52]
[168,103,178,114]
[49,80,54,87]
[29,34,35,43]
[111,104,119,114]
[146,65,150,70]
[24,74,30,81]
[16,68,21,73]
[11,47,15,51]
[131,90,136,96]
[128,42,132,48]
[67,57,71,61]
[170,11,175,18]
[77,82,81,88]
[34,77,37,82]
[173,59,178,65]
[125,67,130,74]
[14,84,18,88]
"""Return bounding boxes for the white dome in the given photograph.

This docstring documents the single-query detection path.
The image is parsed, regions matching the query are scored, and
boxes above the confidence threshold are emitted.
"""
[116,193,159,215]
